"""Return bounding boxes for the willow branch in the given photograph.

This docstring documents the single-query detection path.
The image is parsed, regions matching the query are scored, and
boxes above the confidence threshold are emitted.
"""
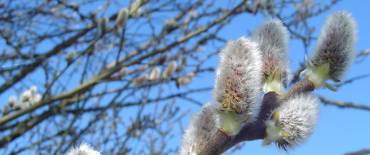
[345,147,370,155]
[319,96,370,111]
[196,79,316,155]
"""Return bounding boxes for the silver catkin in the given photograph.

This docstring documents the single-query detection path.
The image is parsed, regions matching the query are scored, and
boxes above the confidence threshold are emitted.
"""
[252,19,290,86]
[268,94,319,150]
[180,104,217,155]
[66,144,101,155]
[214,37,262,123]
[310,11,357,81]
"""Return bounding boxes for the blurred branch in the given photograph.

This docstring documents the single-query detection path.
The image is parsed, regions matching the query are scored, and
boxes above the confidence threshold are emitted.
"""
[319,96,370,111]
[345,147,370,155]
[0,0,244,127]
[335,73,370,87]
[357,48,370,57]
[0,26,95,94]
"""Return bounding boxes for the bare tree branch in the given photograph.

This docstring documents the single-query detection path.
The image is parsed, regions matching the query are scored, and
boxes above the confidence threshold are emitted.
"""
[319,96,370,111]
[345,147,370,155]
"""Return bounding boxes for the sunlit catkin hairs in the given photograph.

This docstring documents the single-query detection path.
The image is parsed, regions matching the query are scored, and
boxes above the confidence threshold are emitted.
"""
[263,94,319,150]
[305,11,356,87]
[180,104,217,155]
[66,144,101,155]
[252,19,289,94]
[115,8,128,33]
[214,37,262,135]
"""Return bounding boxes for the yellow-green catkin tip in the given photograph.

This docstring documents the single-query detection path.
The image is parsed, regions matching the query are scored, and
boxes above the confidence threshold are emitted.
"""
[218,111,242,136]
[305,63,330,87]
[263,79,284,94]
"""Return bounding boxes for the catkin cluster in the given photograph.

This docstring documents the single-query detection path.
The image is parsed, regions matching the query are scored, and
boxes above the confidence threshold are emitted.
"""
[181,11,357,154]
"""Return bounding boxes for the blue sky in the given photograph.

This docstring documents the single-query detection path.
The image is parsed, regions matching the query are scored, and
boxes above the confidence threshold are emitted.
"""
[181,1,370,155]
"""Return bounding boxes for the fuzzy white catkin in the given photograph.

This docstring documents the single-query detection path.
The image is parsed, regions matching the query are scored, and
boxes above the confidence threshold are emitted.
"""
[66,144,101,155]
[214,37,262,123]
[180,104,217,155]
[176,72,195,87]
[132,76,146,86]
[274,94,319,148]
[129,0,143,15]
[115,8,128,31]
[148,67,161,81]
[33,94,42,103]
[98,17,109,34]
[252,19,290,87]
[310,11,356,80]
[20,89,32,109]
[8,95,18,108]
[19,86,42,109]
[252,19,289,70]
[29,85,37,94]
[163,61,177,79]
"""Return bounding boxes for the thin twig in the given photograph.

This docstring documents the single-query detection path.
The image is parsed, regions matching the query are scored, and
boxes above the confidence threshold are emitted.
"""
[345,147,370,155]
[319,96,370,111]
